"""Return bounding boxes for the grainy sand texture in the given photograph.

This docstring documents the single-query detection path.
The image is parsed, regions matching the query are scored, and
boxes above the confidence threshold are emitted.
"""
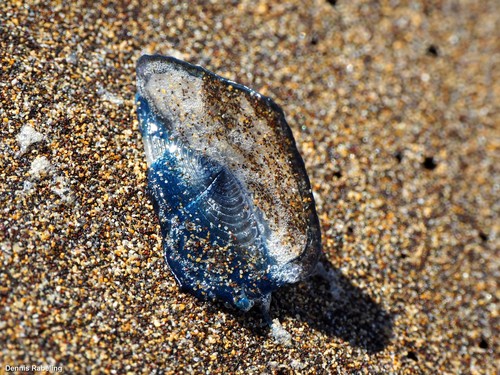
[1,0,498,374]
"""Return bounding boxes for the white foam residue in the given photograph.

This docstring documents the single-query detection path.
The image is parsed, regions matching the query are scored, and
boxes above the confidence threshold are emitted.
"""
[29,156,51,178]
[51,176,73,202]
[103,92,124,105]
[16,125,43,155]
[290,359,306,370]
[97,85,124,105]
[270,319,292,346]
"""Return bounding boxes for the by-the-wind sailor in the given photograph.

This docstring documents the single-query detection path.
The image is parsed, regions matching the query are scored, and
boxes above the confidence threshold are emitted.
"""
[136,55,321,311]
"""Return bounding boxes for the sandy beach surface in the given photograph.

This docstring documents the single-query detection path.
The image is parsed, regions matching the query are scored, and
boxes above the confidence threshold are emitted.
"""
[1,0,498,373]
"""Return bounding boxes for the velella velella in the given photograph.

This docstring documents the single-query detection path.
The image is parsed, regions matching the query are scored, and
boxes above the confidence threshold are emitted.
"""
[136,55,321,312]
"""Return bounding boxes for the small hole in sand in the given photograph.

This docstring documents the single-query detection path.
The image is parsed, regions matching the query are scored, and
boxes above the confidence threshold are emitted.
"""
[427,45,439,57]
[407,351,418,361]
[479,337,489,349]
[478,231,488,242]
[423,156,437,170]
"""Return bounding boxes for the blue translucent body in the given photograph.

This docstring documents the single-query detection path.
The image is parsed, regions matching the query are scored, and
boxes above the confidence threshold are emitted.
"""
[136,55,321,312]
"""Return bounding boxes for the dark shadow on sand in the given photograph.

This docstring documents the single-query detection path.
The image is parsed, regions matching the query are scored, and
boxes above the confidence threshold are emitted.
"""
[275,260,394,353]
[224,256,394,353]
